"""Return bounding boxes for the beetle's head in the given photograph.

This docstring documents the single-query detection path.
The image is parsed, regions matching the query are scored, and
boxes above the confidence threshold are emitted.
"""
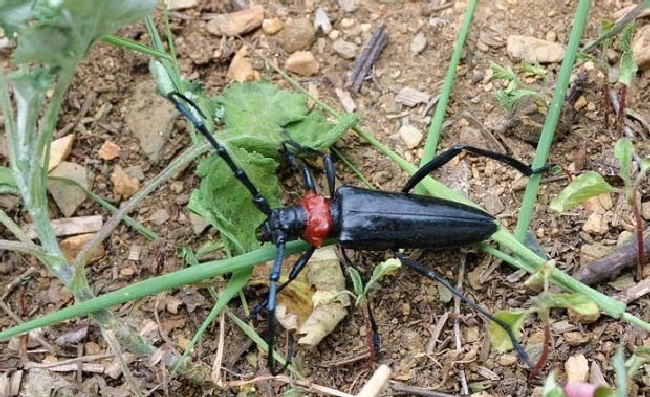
[255,207,308,245]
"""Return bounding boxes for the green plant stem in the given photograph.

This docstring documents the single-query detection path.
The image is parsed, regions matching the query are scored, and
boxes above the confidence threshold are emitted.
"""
[0,210,32,242]
[417,0,478,194]
[514,0,591,241]
[0,240,311,340]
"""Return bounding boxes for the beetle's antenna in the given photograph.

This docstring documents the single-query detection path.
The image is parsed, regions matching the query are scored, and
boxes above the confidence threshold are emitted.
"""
[393,251,534,369]
[403,144,554,193]
[167,92,272,215]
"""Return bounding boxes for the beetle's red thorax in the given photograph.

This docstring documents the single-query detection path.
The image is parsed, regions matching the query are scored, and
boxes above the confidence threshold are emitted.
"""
[299,191,332,247]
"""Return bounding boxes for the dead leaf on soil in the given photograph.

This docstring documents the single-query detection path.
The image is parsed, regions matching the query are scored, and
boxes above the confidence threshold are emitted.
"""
[250,246,349,347]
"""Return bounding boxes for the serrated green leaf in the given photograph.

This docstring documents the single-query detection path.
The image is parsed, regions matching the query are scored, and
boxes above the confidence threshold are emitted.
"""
[546,293,599,316]
[188,146,281,255]
[550,171,619,212]
[489,310,529,351]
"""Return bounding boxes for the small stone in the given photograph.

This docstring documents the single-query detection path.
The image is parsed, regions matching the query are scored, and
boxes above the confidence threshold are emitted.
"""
[262,17,283,35]
[206,5,264,37]
[128,245,141,261]
[227,46,259,82]
[410,32,427,55]
[331,39,358,59]
[111,165,140,200]
[568,308,600,325]
[48,162,92,217]
[582,212,607,235]
[170,181,184,194]
[48,134,75,171]
[496,354,517,366]
[399,124,423,149]
[339,17,355,29]
[334,88,356,112]
[563,331,590,346]
[565,354,589,383]
[314,8,332,34]
[573,95,587,111]
[276,18,316,53]
[60,233,105,264]
[506,35,564,63]
[151,209,170,226]
[632,25,650,72]
[189,212,210,235]
[328,30,340,40]
[125,166,145,182]
[164,0,197,10]
[285,51,319,76]
[338,0,358,12]
[98,141,120,161]
[395,86,430,107]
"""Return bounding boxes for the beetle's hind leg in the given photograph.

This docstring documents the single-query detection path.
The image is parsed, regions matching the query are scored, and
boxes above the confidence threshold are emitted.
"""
[392,250,534,370]
[402,144,554,193]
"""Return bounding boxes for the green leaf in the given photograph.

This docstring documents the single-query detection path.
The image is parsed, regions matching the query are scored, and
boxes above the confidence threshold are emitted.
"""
[365,258,401,294]
[613,347,626,397]
[640,157,650,176]
[489,310,529,351]
[12,0,157,69]
[545,293,599,316]
[618,23,638,87]
[550,171,619,212]
[542,371,566,397]
[614,138,634,188]
[0,166,18,195]
[348,267,364,299]
[188,146,281,255]
[0,0,36,36]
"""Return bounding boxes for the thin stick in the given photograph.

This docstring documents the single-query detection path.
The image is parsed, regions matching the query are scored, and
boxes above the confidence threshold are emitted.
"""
[453,255,469,396]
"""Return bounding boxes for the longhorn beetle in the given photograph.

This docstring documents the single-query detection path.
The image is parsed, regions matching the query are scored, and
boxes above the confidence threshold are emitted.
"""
[167,92,552,375]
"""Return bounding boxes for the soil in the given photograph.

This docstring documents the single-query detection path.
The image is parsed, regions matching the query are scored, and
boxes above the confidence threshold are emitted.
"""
[2,1,650,396]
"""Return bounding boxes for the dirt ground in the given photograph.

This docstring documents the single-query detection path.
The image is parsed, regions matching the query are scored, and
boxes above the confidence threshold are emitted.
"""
[2,0,650,396]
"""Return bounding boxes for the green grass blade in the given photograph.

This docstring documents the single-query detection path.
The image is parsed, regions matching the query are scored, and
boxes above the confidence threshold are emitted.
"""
[101,35,171,60]
[514,0,591,241]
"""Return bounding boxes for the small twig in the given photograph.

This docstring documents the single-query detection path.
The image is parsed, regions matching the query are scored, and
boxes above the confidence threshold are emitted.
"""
[355,365,390,397]
[453,255,469,396]
[212,310,226,386]
[223,375,355,397]
[349,25,388,93]
[390,382,462,397]
[573,228,650,285]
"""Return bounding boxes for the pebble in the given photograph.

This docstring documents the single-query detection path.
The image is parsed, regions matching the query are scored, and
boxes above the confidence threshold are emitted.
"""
[285,51,319,76]
[565,354,589,383]
[632,24,650,72]
[124,79,175,162]
[331,39,358,59]
[339,17,355,29]
[642,201,650,220]
[262,17,284,35]
[98,140,120,161]
[60,233,105,264]
[314,8,332,34]
[48,162,92,217]
[125,165,145,182]
[164,0,197,10]
[189,212,210,235]
[48,134,75,171]
[410,32,427,55]
[206,5,264,37]
[582,212,607,235]
[395,86,430,107]
[398,124,423,149]
[334,88,356,112]
[227,46,258,82]
[111,164,140,200]
[338,0,358,12]
[276,18,316,53]
[151,208,170,226]
[506,35,564,63]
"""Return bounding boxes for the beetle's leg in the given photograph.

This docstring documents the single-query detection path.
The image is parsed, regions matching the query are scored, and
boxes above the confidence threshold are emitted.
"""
[402,144,554,193]
[249,246,316,319]
[267,237,290,375]
[167,92,272,215]
[281,140,336,196]
[392,251,534,369]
